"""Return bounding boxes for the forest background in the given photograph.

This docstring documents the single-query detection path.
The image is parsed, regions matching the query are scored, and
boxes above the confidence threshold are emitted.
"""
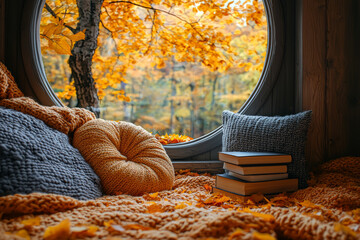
[40,0,267,140]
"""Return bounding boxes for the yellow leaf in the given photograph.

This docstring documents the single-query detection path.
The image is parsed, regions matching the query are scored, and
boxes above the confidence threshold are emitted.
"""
[49,37,72,55]
[15,229,31,240]
[239,209,275,222]
[252,231,276,240]
[149,192,159,199]
[175,202,187,209]
[299,200,324,209]
[157,59,166,69]
[146,203,164,213]
[334,223,357,238]
[70,225,98,238]
[124,224,153,231]
[42,23,58,37]
[228,228,244,240]
[21,216,41,227]
[215,195,231,203]
[67,30,86,42]
[43,219,71,240]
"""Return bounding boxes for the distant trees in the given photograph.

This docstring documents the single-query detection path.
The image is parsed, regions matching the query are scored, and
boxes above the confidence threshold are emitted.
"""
[41,0,267,137]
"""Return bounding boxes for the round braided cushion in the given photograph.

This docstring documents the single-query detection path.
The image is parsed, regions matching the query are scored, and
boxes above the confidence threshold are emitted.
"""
[73,119,175,195]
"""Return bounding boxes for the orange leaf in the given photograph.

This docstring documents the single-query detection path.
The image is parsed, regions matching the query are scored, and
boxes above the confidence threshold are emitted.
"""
[146,203,164,213]
[299,200,324,209]
[71,225,98,238]
[21,216,41,227]
[149,192,159,199]
[239,209,275,222]
[15,229,31,240]
[204,184,212,191]
[252,231,276,240]
[49,37,71,55]
[215,195,231,203]
[334,223,357,238]
[43,219,71,240]
[228,228,244,240]
[67,30,86,42]
[124,224,153,231]
[175,202,188,209]
[42,23,57,37]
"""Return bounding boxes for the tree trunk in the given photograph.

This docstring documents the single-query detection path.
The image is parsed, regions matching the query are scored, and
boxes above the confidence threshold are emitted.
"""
[68,0,103,117]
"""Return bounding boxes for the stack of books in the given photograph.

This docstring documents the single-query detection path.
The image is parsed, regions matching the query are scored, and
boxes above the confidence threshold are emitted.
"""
[213,152,298,200]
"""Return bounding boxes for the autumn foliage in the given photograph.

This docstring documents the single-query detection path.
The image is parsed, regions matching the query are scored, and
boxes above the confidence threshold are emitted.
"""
[155,133,193,145]
[40,0,267,138]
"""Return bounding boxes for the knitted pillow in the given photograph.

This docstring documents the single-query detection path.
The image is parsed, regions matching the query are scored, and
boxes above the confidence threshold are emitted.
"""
[0,107,103,200]
[73,119,175,196]
[222,110,312,188]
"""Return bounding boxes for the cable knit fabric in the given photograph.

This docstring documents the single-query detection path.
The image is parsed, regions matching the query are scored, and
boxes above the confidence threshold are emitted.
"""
[1,158,359,240]
[222,110,312,189]
[0,61,96,135]
[73,119,175,196]
[0,107,103,200]
[0,61,24,100]
[0,97,96,136]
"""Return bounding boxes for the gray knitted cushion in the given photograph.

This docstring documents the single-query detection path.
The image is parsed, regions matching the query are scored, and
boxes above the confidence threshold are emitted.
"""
[222,110,312,188]
[0,107,102,200]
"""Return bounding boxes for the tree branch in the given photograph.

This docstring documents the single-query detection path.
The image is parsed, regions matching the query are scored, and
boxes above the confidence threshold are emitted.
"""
[107,0,206,41]
[44,3,77,34]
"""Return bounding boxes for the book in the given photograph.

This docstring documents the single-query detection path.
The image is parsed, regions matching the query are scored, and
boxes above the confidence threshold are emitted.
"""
[219,152,291,165]
[227,171,288,182]
[216,173,298,195]
[223,162,288,175]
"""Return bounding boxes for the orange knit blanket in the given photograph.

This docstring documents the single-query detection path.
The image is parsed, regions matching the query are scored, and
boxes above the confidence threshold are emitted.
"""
[1,160,360,240]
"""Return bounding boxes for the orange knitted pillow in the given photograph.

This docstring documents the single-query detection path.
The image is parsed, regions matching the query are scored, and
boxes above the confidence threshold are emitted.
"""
[73,119,175,195]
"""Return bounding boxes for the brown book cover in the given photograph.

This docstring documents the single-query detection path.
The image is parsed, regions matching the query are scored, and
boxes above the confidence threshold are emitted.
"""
[223,162,288,175]
[219,152,291,165]
[216,173,298,195]
[227,171,288,182]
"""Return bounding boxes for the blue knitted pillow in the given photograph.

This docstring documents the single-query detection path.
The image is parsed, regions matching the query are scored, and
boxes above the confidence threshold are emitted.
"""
[222,110,312,188]
[0,107,102,200]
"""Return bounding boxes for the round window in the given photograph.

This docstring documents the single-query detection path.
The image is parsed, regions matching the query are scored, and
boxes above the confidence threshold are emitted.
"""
[39,0,267,140]
[21,0,284,159]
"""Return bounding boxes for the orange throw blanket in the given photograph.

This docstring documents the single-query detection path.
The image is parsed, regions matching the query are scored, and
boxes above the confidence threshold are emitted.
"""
[1,161,360,240]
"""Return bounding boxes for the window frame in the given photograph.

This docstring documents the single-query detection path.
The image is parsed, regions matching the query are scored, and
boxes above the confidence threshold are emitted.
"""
[21,0,284,160]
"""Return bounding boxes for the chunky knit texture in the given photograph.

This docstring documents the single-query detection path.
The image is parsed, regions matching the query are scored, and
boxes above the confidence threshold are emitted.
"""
[0,97,96,135]
[0,61,95,135]
[0,62,24,100]
[1,157,360,240]
[0,107,103,200]
[73,119,175,196]
[222,110,312,189]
